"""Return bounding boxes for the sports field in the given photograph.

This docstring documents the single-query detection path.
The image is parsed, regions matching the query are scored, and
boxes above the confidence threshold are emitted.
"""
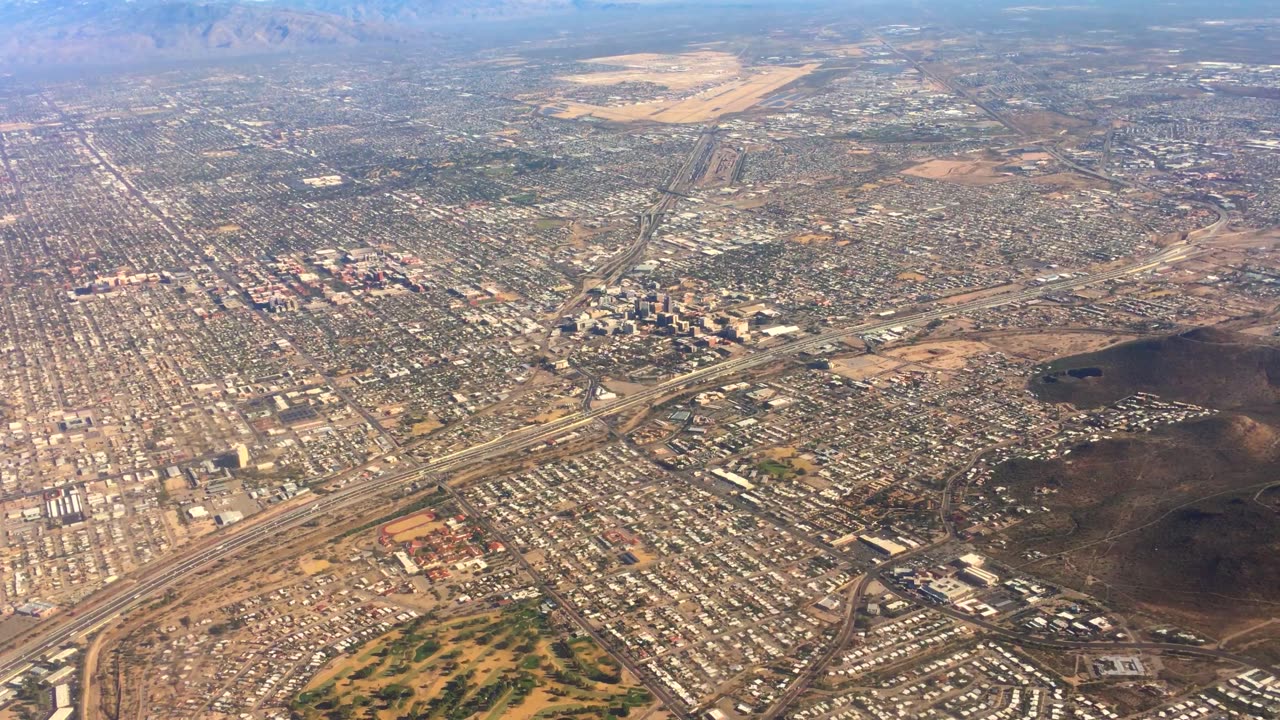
[382,510,446,543]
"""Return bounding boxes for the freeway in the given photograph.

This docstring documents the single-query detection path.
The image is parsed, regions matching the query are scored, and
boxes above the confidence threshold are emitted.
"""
[576,362,603,412]
[0,235,1211,689]
[559,128,715,313]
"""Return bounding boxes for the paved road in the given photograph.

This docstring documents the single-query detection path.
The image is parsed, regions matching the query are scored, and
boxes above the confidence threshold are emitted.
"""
[442,482,691,715]
[560,128,715,313]
[880,37,1230,234]
[759,403,1272,718]
[759,436,1012,718]
[0,236,1213,688]
[575,362,602,412]
[13,85,1238,715]
[880,575,1276,670]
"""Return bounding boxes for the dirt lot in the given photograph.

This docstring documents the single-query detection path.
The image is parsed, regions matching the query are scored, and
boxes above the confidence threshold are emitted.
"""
[886,340,991,370]
[408,413,444,437]
[1030,172,1112,191]
[937,282,1020,306]
[901,157,1013,185]
[299,557,332,575]
[829,354,903,380]
[603,378,652,398]
[790,232,837,245]
[535,401,584,427]
[1010,110,1092,135]
[762,446,819,475]
[984,330,1139,362]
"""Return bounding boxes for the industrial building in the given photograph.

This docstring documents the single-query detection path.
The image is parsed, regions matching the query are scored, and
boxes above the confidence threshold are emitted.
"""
[44,488,84,524]
[923,577,975,604]
[232,443,251,469]
[710,467,755,491]
[214,510,244,526]
[858,535,907,557]
[960,566,1000,588]
[1093,655,1147,677]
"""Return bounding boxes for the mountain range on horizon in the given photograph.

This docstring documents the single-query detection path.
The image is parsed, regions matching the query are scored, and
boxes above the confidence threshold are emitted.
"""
[0,0,661,68]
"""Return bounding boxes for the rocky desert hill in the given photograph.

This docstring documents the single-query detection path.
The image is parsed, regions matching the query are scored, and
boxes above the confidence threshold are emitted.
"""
[1032,327,1280,412]
[992,328,1280,642]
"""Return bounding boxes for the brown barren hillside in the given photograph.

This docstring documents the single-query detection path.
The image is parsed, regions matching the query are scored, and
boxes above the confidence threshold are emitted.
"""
[994,328,1280,638]
[1031,327,1280,412]
[993,420,1280,635]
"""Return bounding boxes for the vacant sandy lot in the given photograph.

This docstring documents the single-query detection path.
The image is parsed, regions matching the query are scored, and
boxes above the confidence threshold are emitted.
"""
[886,340,991,370]
[901,157,1011,185]
[299,558,331,575]
[987,330,1139,360]
[791,232,836,245]
[1030,172,1110,191]
[938,282,1020,306]
[1010,109,1090,135]
[830,355,903,380]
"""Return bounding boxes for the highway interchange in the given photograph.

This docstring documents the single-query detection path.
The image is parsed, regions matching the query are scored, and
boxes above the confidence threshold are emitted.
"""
[0,16,1271,719]
[0,231,1221,706]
